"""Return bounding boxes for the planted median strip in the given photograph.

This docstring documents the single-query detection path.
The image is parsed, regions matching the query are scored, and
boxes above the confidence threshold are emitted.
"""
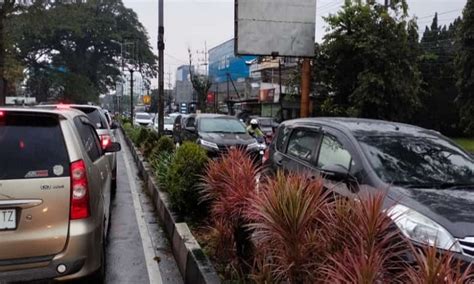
[121,122,474,283]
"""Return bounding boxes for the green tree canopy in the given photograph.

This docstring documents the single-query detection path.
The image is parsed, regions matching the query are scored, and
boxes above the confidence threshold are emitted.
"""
[416,14,462,136]
[456,0,474,135]
[315,0,421,122]
[6,0,157,103]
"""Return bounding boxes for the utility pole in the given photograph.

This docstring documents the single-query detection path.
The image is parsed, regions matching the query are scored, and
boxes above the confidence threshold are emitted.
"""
[130,69,135,121]
[300,58,311,118]
[157,0,165,135]
[278,58,283,121]
[0,1,9,106]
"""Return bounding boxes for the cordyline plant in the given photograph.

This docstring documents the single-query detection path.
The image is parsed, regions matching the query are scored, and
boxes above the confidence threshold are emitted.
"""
[319,195,411,283]
[200,149,261,273]
[245,171,331,283]
[405,244,474,283]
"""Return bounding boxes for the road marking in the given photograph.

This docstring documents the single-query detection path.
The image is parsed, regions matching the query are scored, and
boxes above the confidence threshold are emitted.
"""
[121,133,163,284]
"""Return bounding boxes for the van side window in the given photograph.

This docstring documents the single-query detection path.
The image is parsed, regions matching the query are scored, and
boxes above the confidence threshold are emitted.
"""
[317,135,352,170]
[286,129,318,162]
[276,125,291,152]
[186,117,196,128]
[75,118,102,162]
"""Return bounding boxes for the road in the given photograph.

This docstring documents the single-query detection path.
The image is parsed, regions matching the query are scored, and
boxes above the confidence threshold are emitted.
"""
[104,132,182,284]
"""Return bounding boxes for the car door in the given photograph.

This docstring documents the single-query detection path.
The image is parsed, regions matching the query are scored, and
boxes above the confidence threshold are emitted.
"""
[313,129,360,198]
[75,117,111,229]
[182,115,197,142]
[274,127,322,174]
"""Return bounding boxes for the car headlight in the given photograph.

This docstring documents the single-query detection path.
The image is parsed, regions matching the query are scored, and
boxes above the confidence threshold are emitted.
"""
[246,142,259,150]
[389,204,461,252]
[199,139,219,150]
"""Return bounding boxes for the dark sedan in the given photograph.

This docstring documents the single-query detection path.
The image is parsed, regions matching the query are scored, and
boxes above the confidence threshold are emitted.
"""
[176,114,260,158]
[264,117,474,262]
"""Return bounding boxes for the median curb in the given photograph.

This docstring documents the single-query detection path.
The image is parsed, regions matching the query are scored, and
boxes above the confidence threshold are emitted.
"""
[120,128,221,284]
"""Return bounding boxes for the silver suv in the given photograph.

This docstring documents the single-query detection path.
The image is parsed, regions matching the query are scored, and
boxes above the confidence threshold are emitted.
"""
[0,107,120,282]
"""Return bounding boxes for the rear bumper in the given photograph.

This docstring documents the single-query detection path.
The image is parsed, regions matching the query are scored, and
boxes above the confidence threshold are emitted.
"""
[0,219,102,282]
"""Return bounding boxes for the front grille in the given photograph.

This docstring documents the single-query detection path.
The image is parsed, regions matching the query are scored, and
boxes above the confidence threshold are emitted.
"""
[457,237,474,258]
[217,144,247,153]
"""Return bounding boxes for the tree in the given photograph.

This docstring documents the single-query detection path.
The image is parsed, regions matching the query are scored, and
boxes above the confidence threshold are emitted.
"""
[456,0,474,135]
[315,0,422,122]
[416,15,462,136]
[6,0,157,103]
[188,48,211,112]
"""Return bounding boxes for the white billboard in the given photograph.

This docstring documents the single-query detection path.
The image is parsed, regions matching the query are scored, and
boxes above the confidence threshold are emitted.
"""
[235,0,316,57]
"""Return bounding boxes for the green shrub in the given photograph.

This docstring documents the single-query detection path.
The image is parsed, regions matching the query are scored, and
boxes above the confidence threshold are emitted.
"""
[136,127,150,146]
[142,130,160,157]
[155,135,174,154]
[167,142,208,218]
[153,152,174,191]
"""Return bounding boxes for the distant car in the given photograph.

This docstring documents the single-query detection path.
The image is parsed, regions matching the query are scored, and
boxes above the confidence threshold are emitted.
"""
[0,107,121,282]
[36,104,119,191]
[175,113,260,158]
[134,112,153,127]
[154,116,174,135]
[265,117,474,263]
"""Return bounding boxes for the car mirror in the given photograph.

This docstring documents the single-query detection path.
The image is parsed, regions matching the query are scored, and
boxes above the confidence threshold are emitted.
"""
[104,142,121,153]
[185,126,196,132]
[321,164,350,181]
[110,122,118,129]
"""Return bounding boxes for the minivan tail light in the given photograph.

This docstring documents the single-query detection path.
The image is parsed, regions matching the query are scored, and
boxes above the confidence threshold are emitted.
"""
[0,111,4,117]
[70,160,90,220]
[100,134,111,149]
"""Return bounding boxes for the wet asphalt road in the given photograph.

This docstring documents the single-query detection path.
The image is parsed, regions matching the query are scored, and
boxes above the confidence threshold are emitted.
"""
[105,132,182,284]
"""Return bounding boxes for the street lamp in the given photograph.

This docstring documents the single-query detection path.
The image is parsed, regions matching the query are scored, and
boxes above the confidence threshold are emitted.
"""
[0,0,6,106]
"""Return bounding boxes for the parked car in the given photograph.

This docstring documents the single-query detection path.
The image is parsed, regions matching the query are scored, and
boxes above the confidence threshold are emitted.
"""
[0,107,121,282]
[175,114,261,158]
[36,104,119,191]
[153,116,174,135]
[134,112,153,127]
[264,117,474,263]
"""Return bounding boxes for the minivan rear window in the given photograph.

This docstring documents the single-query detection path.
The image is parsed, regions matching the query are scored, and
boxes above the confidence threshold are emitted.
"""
[0,113,70,180]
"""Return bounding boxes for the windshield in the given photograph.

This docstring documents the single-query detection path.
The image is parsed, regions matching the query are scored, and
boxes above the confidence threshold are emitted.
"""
[358,135,474,187]
[164,117,174,124]
[199,118,247,134]
[136,114,151,120]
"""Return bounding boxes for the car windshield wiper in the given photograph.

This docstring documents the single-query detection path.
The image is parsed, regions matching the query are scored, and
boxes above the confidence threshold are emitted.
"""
[400,182,474,189]
[437,182,474,189]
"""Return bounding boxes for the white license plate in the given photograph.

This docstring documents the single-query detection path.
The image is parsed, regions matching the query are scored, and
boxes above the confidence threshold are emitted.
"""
[0,209,16,230]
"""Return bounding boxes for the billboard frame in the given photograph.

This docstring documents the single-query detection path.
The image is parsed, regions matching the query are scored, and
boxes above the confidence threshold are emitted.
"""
[234,0,316,58]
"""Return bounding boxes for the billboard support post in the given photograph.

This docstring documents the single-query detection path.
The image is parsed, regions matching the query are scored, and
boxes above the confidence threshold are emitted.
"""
[300,59,310,118]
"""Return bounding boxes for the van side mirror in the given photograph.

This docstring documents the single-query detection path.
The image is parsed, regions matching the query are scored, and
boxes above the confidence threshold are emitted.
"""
[321,164,350,181]
[110,122,118,129]
[104,142,121,153]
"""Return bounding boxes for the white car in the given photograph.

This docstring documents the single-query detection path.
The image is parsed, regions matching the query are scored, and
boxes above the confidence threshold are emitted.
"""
[154,116,174,135]
[134,112,153,127]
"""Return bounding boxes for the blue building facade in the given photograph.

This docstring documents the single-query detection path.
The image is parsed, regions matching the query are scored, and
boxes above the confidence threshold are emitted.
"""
[208,39,256,83]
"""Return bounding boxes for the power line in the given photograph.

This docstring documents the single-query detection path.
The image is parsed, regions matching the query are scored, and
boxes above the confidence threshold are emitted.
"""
[416,9,462,21]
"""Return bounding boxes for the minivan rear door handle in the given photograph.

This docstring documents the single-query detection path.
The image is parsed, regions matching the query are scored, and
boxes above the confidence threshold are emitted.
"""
[0,199,43,209]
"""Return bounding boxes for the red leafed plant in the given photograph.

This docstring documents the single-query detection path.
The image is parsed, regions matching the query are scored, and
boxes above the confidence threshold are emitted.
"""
[319,195,412,283]
[245,171,331,283]
[404,244,474,283]
[200,149,261,272]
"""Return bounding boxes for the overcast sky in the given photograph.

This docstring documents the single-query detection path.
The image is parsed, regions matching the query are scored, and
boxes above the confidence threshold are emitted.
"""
[122,0,466,87]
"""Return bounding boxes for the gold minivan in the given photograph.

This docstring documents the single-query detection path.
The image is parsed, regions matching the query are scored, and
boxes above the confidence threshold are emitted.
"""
[0,107,120,282]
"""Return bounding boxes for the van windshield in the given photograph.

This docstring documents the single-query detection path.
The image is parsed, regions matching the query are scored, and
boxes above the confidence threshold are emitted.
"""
[0,112,70,180]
